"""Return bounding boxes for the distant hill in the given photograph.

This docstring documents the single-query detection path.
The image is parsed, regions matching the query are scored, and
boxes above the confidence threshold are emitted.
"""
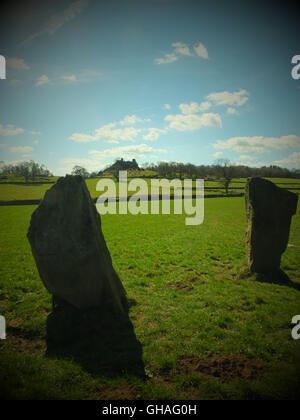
[100,159,140,175]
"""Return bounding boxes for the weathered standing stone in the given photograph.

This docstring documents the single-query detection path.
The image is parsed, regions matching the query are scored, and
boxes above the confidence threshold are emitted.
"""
[245,177,298,274]
[27,175,127,314]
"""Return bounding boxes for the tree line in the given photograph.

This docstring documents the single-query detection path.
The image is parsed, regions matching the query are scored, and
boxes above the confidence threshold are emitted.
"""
[143,160,300,180]
[1,159,299,187]
[72,159,300,182]
[0,161,53,182]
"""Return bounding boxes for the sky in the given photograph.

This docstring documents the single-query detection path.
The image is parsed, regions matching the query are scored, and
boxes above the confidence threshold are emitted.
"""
[0,0,299,175]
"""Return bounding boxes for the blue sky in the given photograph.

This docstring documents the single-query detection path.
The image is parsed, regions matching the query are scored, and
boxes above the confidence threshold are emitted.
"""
[0,0,299,175]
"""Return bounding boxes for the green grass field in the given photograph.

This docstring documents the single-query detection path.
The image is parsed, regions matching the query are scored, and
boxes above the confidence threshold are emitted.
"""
[1,177,300,202]
[1,179,300,399]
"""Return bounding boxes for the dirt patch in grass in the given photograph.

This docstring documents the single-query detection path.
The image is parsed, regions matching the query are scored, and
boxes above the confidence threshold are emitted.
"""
[3,326,46,354]
[166,281,194,292]
[5,335,46,354]
[187,277,201,284]
[7,326,43,340]
[177,354,264,382]
[98,385,139,400]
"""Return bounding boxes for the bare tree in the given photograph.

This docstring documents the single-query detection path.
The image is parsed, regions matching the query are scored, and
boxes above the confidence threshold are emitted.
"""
[30,161,40,181]
[18,162,31,183]
[216,159,235,195]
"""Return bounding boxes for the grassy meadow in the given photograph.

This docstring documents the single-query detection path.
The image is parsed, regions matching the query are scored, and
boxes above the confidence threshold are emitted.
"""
[0,177,300,399]
[1,176,300,202]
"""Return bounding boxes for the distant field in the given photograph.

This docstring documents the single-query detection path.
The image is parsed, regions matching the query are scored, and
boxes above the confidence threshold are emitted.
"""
[0,197,300,399]
[0,184,55,201]
[0,177,300,202]
[0,176,59,184]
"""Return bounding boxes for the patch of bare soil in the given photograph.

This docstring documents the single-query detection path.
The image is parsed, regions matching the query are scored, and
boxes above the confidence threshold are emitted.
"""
[166,281,194,291]
[187,277,198,283]
[98,385,139,400]
[5,326,46,354]
[6,335,45,354]
[177,354,264,382]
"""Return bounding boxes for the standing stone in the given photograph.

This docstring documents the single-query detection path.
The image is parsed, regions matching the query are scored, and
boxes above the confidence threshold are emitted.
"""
[246,177,298,274]
[27,175,127,314]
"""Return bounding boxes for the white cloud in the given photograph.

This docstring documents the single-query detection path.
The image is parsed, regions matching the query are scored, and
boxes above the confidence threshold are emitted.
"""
[21,0,89,46]
[165,112,222,131]
[194,42,209,59]
[214,135,300,154]
[9,146,34,154]
[213,151,224,159]
[60,157,105,174]
[30,131,41,136]
[89,144,167,160]
[70,133,96,143]
[199,101,212,112]
[0,159,31,168]
[164,104,171,110]
[172,42,192,56]
[234,156,263,167]
[35,75,50,87]
[238,155,255,162]
[155,41,208,65]
[143,128,166,141]
[33,140,39,145]
[274,152,300,168]
[59,144,167,174]
[107,139,120,145]
[179,102,199,115]
[179,101,212,115]
[155,53,178,65]
[0,122,24,137]
[227,107,239,115]
[207,89,249,107]
[6,58,30,71]
[40,70,103,87]
[119,114,147,126]
[62,74,77,82]
[70,123,141,143]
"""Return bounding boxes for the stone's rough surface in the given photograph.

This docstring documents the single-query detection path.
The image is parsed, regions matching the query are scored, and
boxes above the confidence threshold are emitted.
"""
[246,177,298,274]
[27,175,127,313]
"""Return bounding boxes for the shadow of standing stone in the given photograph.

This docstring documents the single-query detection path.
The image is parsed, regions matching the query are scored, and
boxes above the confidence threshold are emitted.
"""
[46,297,145,377]
[245,177,298,276]
[27,175,144,377]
